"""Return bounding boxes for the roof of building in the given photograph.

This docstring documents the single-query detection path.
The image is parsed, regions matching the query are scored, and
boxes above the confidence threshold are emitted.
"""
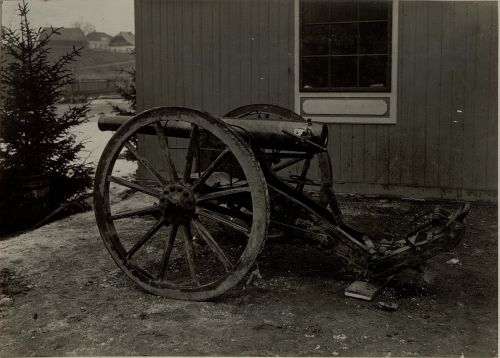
[86,31,112,42]
[40,27,89,44]
[110,32,135,47]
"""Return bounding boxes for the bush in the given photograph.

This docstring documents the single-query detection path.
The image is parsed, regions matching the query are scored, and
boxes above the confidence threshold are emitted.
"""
[0,1,93,221]
[111,68,136,116]
[111,67,136,161]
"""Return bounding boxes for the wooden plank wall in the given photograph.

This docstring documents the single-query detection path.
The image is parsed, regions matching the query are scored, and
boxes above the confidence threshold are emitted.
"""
[136,0,294,113]
[135,0,295,175]
[135,0,498,200]
[327,1,498,200]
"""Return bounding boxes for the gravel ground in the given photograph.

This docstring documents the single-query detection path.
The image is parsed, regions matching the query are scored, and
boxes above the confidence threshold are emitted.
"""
[0,194,496,357]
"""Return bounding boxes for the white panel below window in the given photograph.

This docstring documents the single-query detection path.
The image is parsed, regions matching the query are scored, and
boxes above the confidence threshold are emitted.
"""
[302,98,388,116]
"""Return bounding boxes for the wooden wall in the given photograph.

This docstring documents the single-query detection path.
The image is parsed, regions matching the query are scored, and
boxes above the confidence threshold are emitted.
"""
[135,0,498,201]
[329,0,497,201]
[135,0,294,113]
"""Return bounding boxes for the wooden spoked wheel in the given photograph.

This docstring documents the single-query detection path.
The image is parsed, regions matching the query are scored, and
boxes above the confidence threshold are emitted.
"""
[225,104,333,202]
[94,107,269,300]
[224,104,344,237]
[225,104,305,122]
[225,104,312,188]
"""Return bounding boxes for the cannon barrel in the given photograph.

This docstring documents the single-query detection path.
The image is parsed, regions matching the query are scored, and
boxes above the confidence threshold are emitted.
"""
[98,114,328,152]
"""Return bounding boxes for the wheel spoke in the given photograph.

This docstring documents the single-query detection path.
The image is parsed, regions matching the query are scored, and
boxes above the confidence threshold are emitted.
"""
[183,125,199,182]
[158,223,179,281]
[192,148,230,190]
[124,141,167,186]
[198,208,250,234]
[155,121,179,182]
[217,182,249,191]
[295,158,311,192]
[192,217,232,272]
[182,224,199,285]
[127,218,165,259]
[109,176,161,198]
[197,187,249,202]
[109,204,160,220]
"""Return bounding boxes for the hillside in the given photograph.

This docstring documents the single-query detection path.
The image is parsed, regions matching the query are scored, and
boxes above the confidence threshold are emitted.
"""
[47,47,135,80]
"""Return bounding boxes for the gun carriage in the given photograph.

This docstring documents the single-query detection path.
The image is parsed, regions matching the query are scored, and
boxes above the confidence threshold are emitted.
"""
[94,104,470,301]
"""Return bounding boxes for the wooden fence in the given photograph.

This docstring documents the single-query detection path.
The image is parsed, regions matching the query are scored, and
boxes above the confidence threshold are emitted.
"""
[65,78,133,97]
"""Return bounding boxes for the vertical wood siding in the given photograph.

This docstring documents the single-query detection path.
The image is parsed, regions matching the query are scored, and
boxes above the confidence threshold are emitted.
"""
[136,0,294,114]
[322,0,498,198]
[136,0,295,178]
[135,0,497,199]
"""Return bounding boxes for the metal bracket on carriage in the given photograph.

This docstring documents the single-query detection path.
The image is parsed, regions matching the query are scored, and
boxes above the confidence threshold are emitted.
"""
[280,118,328,152]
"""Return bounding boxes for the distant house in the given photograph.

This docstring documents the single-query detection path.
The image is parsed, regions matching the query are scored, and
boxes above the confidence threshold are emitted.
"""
[40,27,89,49]
[109,31,135,53]
[86,31,112,51]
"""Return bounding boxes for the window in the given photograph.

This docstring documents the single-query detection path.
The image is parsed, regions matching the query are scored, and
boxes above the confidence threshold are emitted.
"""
[300,0,392,92]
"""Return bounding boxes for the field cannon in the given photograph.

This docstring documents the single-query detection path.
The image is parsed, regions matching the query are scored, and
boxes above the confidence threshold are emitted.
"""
[94,104,470,301]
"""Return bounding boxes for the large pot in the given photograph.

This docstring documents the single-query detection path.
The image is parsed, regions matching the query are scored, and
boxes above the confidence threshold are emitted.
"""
[0,173,51,233]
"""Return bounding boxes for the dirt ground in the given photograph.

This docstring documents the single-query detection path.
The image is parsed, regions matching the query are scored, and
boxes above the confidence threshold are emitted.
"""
[0,193,496,357]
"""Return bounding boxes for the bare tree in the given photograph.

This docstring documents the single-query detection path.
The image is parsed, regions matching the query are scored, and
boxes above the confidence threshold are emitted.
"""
[71,21,95,35]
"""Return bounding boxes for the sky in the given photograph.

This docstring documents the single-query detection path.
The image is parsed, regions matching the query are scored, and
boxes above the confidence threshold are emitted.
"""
[1,0,134,36]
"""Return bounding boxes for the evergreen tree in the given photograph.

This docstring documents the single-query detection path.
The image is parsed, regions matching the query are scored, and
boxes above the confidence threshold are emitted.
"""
[111,68,136,116]
[0,1,93,209]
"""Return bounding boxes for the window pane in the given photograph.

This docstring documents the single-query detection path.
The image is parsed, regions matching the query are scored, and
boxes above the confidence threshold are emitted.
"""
[300,0,392,92]
[331,0,358,22]
[332,56,358,88]
[331,23,358,55]
[359,55,389,88]
[302,57,329,89]
[359,22,389,54]
[302,24,330,56]
[301,0,330,24]
[359,0,390,21]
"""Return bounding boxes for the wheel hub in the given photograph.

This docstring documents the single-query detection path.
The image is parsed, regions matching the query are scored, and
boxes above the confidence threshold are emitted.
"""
[160,183,196,224]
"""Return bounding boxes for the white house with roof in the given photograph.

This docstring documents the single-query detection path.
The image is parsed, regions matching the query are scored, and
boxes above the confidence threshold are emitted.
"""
[109,31,135,53]
[86,31,112,51]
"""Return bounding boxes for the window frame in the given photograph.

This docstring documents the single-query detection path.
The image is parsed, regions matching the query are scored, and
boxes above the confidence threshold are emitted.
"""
[294,0,399,124]
[299,1,393,93]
